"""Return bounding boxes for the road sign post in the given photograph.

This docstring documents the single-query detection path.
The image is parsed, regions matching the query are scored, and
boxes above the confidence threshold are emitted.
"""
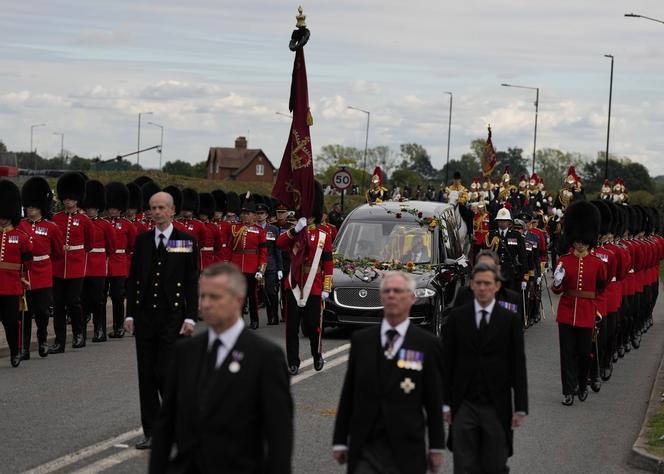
[332,167,353,215]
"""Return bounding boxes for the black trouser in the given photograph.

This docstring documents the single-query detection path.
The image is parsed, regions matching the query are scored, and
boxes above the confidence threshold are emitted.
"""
[558,323,592,395]
[354,437,401,474]
[82,276,106,338]
[604,311,618,367]
[0,295,20,357]
[264,270,279,323]
[105,276,127,331]
[590,317,606,381]
[452,401,509,474]
[243,273,259,325]
[23,288,53,352]
[53,277,84,346]
[285,291,321,366]
[134,309,182,437]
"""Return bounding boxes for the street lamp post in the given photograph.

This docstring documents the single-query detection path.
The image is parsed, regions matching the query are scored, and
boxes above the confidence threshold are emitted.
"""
[501,83,539,174]
[30,123,46,167]
[347,106,371,191]
[147,122,164,170]
[137,111,153,166]
[444,92,453,185]
[275,111,293,119]
[53,132,64,159]
[625,13,664,24]
[604,55,614,181]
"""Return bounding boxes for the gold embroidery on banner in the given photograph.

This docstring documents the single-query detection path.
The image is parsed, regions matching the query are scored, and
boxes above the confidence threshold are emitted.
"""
[290,129,312,171]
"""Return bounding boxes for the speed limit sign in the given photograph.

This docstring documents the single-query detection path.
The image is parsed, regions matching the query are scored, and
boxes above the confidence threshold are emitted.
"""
[332,169,353,191]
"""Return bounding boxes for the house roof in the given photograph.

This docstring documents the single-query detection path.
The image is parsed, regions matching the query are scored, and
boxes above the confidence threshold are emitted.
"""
[207,147,277,174]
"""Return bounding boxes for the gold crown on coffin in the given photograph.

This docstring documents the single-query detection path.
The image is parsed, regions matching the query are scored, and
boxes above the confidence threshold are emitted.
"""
[296,6,307,27]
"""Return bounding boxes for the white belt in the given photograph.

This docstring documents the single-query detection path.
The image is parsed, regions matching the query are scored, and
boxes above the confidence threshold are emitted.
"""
[64,244,84,251]
[115,249,126,254]
[201,247,214,251]
[611,277,617,282]
[33,255,50,262]
[89,248,106,253]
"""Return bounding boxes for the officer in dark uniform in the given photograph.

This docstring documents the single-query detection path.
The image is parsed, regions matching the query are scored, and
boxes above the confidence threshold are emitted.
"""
[516,213,542,326]
[484,206,527,294]
[274,201,292,323]
[255,196,283,325]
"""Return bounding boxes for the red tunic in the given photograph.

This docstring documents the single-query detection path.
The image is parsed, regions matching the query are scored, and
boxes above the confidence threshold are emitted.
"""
[18,218,63,290]
[604,241,629,314]
[106,217,137,277]
[229,223,267,273]
[0,225,33,295]
[85,216,118,277]
[552,251,607,328]
[591,245,617,317]
[213,219,232,262]
[175,217,208,269]
[199,219,223,269]
[472,212,489,246]
[277,224,333,296]
[52,210,94,279]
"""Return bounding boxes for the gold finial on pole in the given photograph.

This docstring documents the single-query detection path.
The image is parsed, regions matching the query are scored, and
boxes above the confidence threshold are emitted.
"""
[296,6,307,28]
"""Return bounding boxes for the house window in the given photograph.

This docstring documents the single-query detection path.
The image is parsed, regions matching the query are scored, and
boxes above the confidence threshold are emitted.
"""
[256,164,264,176]
[215,161,219,174]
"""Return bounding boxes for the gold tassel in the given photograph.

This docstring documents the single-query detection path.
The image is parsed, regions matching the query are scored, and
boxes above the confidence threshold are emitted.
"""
[19,295,28,312]
[307,109,313,126]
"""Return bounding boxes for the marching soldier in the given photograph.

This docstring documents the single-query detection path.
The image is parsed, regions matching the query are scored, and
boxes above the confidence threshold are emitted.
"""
[0,180,33,367]
[445,171,469,205]
[229,196,267,330]
[50,172,93,353]
[277,182,333,375]
[211,189,231,262]
[552,200,607,406]
[19,177,63,359]
[274,201,292,322]
[126,182,148,237]
[176,188,208,268]
[255,197,283,325]
[82,180,117,344]
[484,206,527,294]
[106,182,137,339]
[366,166,388,204]
[515,213,541,326]
[139,181,161,232]
[197,192,223,269]
[472,199,490,263]
[225,192,241,223]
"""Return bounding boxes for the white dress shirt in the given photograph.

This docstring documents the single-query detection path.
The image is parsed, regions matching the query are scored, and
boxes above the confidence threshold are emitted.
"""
[474,298,496,329]
[380,317,410,355]
[207,318,245,368]
[154,223,174,248]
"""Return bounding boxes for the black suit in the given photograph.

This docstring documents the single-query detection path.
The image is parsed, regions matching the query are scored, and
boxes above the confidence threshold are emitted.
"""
[443,302,528,472]
[333,324,444,474]
[456,285,522,316]
[126,226,199,438]
[150,329,293,474]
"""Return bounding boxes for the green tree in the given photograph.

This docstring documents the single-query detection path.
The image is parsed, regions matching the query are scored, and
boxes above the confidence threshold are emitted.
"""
[315,145,363,172]
[399,143,439,180]
[535,148,585,194]
[582,155,654,194]
[68,156,91,171]
[192,161,208,179]
[495,147,528,182]
[390,168,423,189]
[441,154,481,186]
[163,160,193,176]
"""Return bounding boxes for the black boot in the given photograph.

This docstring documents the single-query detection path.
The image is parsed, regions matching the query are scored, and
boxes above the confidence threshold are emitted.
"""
[21,349,30,361]
[72,334,85,348]
[562,394,574,406]
[38,342,49,358]
[314,355,324,371]
[590,379,601,393]
[10,354,21,368]
[92,327,102,343]
[48,343,65,354]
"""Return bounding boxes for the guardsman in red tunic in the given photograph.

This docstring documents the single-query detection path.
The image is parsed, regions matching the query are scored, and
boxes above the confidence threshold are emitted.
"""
[50,172,94,353]
[276,182,333,375]
[197,192,223,270]
[126,182,149,238]
[321,209,338,241]
[225,192,241,224]
[552,200,607,406]
[82,180,118,344]
[19,177,63,360]
[211,189,231,262]
[274,201,293,323]
[230,196,267,329]
[106,182,137,339]
[0,180,33,367]
[175,188,208,268]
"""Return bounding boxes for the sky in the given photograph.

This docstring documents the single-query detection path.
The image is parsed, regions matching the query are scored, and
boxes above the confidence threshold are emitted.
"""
[0,0,663,177]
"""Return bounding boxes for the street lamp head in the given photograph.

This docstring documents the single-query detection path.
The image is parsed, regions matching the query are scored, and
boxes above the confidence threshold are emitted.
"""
[624,13,638,17]
[500,83,511,87]
[605,54,614,59]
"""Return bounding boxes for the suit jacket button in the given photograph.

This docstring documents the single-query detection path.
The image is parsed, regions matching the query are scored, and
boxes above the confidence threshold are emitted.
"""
[153,304,157,308]
[174,302,179,307]
[136,300,140,304]
[176,293,180,297]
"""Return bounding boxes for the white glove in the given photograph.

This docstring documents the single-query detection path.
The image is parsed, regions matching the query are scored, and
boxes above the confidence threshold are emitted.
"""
[521,281,527,291]
[277,270,283,280]
[321,291,330,300]
[536,277,542,285]
[294,217,307,233]
[553,264,565,286]
[255,272,263,280]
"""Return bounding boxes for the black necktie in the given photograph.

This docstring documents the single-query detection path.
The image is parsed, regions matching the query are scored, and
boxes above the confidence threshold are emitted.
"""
[158,233,166,253]
[384,329,399,354]
[479,309,488,334]
[206,339,223,376]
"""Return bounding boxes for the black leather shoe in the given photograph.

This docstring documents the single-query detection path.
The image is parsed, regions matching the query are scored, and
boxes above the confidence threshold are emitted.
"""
[108,329,125,339]
[618,345,625,357]
[38,343,49,358]
[288,365,299,376]
[577,388,589,402]
[92,331,101,343]
[590,379,601,393]
[21,350,30,361]
[612,351,619,363]
[10,354,21,367]
[601,364,613,382]
[48,343,65,354]
[135,437,152,450]
[72,334,85,348]
[631,337,640,349]
[249,321,259,330]
[562,394,574,406]
[314,355,324,371]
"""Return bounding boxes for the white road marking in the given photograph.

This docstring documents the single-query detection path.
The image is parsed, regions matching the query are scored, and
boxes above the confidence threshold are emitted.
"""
[23,345,352,474]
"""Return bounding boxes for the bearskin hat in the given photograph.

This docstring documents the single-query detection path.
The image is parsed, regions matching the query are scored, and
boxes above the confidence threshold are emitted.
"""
[312,180,324,224]
[603,201,619,236]
[0,179,22,226]
[198,192,216,217]
[133,175,153,188]
[163,185,182,214]
[141,181,161,212]
[21,177,53,216]
[106,182,129,212]
[614,204,628,237]
[56,171,86,202]
[590,199,612,236]
[636,206,651,235]
[240,191,256,213]
[211,190,227,215]
[564,200,600,247]
[226,192,241,215]
[181,188,199,213]
[127,182,142,210]
[650,207,661,235]
[82,180,106,211]
[626,205,641,236]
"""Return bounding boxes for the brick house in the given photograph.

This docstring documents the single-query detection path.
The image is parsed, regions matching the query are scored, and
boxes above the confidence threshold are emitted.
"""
[206,136,277,182]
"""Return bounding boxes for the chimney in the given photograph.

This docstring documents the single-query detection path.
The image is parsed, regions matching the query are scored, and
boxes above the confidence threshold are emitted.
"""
[235,136,247,149]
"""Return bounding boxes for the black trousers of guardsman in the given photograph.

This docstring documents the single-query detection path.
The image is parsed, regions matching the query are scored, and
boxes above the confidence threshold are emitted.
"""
[53,277,84,345]
[558,323,592,396]
[285,291,321,367]
[23,287,53,352]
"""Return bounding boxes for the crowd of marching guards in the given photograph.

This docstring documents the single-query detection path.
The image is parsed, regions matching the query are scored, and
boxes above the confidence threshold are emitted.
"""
[0,172,341,369]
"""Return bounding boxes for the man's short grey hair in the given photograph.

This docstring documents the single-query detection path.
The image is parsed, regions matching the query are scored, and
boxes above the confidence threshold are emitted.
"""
[380,271,416,293]
[476,250,500,267]
[471,262,500,282]
[200,263,247,298]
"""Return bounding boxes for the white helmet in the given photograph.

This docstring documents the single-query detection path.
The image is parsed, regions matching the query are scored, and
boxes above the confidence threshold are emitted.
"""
[495,207,512,221]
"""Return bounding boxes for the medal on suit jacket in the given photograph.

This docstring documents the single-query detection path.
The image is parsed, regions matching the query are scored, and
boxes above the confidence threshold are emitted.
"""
[396,348,423,371]
[167,240,193,253]
[498,300,518,313]
[229,350,244,373]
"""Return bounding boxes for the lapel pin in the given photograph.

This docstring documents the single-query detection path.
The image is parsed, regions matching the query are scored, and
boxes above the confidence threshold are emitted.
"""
[400,377,415,394]
[229,361,241,373]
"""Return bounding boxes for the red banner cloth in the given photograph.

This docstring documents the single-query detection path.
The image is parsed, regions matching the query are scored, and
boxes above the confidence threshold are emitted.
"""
[481,126,497,178]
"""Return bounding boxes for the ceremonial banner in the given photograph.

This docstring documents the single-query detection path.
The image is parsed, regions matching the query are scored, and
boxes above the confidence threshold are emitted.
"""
[481,126,497,177]
[272,47,315,219]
